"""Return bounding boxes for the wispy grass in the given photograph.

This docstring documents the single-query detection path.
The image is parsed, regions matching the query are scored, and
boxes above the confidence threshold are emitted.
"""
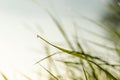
[36,12,120,80]
[0,0,119,80]
[37,34,119,80]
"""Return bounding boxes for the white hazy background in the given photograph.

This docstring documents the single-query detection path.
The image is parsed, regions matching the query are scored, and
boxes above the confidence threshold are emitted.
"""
[0,0,109,79]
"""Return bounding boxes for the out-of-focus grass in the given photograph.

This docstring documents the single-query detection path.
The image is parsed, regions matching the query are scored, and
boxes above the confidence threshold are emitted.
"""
[0,11,119,80]
[1,1,120,80]
[36,13,120,80]
[0,72,8,80]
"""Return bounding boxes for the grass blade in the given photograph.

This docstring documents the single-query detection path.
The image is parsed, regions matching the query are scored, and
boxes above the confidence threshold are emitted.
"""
[48,12,75,50]
[82,64,88,80]
[39,64,59,80]
[35,52,60,64]
[82,16,120,40]
[37,35,118,80]
[0,72,8,80]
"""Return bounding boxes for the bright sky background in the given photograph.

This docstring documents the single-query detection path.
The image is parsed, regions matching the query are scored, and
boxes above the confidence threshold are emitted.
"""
[0,0,109,79]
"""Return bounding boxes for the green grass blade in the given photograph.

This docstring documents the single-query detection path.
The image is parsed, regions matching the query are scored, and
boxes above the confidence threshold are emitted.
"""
[37,35,118,80]
[82,16,120,40]
[35,52,60,64]
[48,12,75,50]
[37,35,72,53]
[37,34,111,65]
[39,64,59,80]
[88,60,118,80]
[56,60,81,65]
[86,39,117,50]
[19,73,32,80]
[82,65,88,80]
[88,62,99,80]
[0,72,8,80]
[80,27,113,42]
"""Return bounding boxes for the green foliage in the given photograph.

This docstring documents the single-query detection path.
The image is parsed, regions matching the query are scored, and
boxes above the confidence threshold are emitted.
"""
[36,14,120,80]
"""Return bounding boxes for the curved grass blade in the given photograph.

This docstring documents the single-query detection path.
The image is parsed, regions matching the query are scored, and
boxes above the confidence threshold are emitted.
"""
[37,35,118,80]
[37,35,72,53]
[37,35,112,65]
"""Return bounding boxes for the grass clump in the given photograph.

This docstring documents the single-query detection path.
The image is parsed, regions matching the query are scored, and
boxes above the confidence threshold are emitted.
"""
[36,13,120,80]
